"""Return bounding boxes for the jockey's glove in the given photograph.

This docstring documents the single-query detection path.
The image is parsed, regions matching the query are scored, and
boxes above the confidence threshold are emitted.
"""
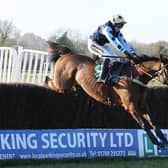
[124,51,140,64]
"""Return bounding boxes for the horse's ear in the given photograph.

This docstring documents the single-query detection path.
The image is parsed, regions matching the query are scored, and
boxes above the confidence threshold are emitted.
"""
[160,54,163,61]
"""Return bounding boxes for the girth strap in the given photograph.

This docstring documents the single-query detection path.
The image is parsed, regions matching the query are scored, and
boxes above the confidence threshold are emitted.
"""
[117,76,146,87]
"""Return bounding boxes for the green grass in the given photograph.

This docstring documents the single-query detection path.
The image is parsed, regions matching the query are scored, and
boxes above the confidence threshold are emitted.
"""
[0,157,168,168]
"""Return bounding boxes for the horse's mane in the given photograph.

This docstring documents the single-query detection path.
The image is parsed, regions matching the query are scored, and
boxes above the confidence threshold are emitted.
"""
[138,55,159,63]
[47,41,73,62]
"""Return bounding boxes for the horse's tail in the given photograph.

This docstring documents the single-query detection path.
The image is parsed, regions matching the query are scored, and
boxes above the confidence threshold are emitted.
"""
[47,41,73,62]
[45,76,51,85]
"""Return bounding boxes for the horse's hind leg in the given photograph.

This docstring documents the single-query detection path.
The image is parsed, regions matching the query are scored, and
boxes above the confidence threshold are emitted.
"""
[45,77,65,93]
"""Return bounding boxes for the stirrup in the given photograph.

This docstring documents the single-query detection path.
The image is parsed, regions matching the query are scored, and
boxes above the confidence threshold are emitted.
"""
[97,78,105,83]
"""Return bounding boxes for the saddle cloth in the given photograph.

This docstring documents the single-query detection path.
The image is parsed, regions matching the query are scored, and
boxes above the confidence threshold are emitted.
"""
[94,62,124,83]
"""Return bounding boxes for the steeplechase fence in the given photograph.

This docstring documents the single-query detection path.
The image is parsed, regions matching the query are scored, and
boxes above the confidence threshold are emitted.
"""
[0,46,168,160]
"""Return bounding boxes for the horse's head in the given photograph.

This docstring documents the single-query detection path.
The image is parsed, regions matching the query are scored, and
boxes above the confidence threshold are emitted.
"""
[134,55,168,85]
[157,55,168,85]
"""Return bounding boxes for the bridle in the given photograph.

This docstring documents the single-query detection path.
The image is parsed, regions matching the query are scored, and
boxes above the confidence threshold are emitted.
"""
[157,62,168,84]
[136,60,168,84]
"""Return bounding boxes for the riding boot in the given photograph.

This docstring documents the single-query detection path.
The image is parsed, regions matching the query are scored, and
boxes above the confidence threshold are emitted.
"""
[97,58,110,83]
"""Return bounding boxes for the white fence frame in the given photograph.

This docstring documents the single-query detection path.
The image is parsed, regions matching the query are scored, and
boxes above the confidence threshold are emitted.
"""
[0,46,54,85]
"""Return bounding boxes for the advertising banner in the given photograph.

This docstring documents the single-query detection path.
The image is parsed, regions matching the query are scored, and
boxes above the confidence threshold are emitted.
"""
[0,129,167,160]
[85,129,138,158]
[138,129,168,157]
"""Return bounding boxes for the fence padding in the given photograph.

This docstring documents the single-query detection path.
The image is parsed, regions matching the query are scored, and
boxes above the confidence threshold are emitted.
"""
[0,84,167,129]
[146,86,168,128]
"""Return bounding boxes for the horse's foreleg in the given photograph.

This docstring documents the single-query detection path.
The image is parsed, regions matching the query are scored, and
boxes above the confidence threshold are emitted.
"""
[155,127,168,144]
[141,114,165,148]
[144,128,165,148]
[142,113,168,145]
[125,102,145,128]
[126,102,164,148]
[139,96,167,148]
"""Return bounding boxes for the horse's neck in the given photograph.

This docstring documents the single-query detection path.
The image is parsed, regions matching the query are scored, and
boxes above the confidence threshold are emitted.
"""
[142,61,161,73]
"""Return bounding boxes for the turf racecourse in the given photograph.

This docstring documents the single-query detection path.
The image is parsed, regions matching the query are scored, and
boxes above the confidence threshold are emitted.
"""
[0,157,168,168]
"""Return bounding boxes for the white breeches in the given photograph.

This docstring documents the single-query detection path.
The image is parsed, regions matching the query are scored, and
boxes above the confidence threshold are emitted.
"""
[88,39,121,62]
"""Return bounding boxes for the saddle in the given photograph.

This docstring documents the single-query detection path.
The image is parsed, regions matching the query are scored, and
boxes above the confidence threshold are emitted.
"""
[94,62,124,84]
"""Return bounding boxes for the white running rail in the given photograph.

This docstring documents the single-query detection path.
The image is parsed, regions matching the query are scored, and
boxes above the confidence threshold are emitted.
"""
[0,46,54,85]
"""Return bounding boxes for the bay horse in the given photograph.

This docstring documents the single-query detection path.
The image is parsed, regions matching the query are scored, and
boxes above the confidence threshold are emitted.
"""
[46,41,168,149]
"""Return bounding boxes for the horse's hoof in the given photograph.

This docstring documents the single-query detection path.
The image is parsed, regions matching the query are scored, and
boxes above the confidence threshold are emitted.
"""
[163,141,168,147]
[107,97,112,105]
[157,143,166,150]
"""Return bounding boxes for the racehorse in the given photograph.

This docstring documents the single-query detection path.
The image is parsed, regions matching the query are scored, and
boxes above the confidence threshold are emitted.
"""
[46,41,168,149]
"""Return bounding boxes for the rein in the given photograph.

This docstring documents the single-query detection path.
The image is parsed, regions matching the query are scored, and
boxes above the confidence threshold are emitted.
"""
[136,62,168,84]
[136,64,154,78]
[113,61,166,87]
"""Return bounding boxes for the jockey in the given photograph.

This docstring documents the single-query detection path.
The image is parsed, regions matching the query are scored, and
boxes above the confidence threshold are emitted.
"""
[88,14,140,82]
